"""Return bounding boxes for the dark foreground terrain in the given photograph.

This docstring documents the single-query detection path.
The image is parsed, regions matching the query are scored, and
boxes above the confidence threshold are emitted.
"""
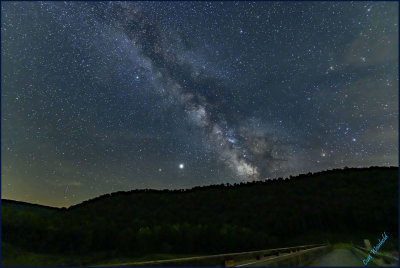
[1,167,398,266]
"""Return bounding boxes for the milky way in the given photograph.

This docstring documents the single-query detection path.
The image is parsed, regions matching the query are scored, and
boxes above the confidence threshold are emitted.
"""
[2,1,398,207]
[114,3,289,180]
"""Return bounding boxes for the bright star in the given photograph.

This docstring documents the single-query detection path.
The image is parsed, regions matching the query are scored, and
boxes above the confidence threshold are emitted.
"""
[179,163,184,169]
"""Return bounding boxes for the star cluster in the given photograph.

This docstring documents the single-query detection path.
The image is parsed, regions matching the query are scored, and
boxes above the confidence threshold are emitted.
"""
[1,1,398,207]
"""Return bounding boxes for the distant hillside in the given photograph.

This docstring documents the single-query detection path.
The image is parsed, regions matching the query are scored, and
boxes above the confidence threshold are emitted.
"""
[1,199,58,213]
[2,167,398,266]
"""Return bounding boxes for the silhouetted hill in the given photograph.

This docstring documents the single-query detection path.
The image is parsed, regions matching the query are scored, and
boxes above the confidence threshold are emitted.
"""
[1,167,398,266]
[1,199,58,213]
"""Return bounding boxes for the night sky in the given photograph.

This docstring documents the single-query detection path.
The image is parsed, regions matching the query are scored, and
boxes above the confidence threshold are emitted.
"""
[2,1,398,207]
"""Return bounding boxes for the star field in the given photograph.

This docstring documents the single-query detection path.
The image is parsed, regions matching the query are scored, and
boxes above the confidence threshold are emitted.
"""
[1,1,398,207]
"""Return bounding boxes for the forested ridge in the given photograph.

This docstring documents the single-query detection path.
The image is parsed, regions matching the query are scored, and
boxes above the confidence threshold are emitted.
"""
[1,167,398,266]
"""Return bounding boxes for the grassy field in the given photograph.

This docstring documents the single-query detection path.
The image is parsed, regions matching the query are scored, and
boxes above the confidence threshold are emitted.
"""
[2,242,196,266]
[2,243,76,266]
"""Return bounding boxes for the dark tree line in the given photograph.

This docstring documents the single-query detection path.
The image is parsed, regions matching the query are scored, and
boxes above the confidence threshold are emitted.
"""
[2,167,398,265]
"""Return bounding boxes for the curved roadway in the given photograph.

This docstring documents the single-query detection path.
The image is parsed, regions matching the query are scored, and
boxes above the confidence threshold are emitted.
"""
[310,248,362,266]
